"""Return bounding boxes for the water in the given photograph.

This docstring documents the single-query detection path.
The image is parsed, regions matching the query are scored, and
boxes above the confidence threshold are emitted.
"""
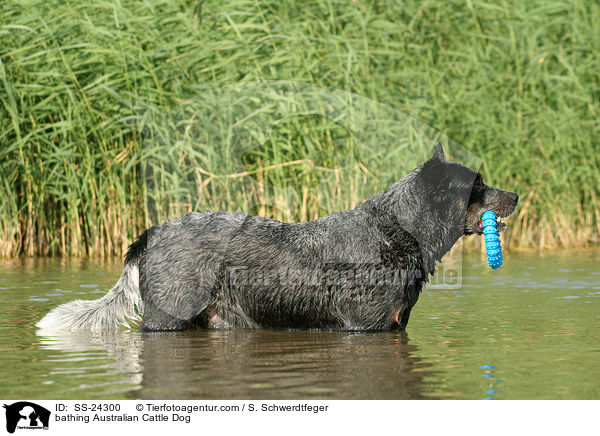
[0,251,598,400]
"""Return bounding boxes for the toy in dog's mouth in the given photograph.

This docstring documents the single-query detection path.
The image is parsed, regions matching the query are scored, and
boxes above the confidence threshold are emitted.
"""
[476,210,511,233]
[464,207,515,235]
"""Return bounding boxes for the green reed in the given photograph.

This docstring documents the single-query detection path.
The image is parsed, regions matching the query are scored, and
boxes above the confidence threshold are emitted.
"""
[0,0,598,257]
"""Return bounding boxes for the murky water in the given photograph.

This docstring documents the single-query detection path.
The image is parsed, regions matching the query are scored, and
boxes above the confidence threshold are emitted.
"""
[1,251,598,400]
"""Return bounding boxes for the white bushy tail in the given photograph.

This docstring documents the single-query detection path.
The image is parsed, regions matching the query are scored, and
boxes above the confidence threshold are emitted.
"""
[36,264,144,331]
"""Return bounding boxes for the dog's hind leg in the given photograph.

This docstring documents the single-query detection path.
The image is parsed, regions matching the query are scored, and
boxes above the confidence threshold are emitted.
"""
[139,295,207,331]
[138,259,217,332]
[138,272,216,331]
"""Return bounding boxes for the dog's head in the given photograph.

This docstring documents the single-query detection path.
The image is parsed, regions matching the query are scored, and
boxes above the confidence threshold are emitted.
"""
[418,144,519,236]
[463,171,519,235]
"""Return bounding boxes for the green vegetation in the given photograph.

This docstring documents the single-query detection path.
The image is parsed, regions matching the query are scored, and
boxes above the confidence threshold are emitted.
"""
[0,0,598,257]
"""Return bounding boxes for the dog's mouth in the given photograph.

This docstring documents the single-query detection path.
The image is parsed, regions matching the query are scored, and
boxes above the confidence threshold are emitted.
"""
[464,185,518,236]
[474,209,511,234]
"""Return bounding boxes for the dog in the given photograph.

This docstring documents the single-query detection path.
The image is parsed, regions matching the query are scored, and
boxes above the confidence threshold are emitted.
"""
[37,144,518,332]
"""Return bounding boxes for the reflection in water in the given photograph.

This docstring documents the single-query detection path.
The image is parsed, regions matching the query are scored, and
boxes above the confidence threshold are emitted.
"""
[138,330,433,399]
[2,250,598,400]
[479,365,502,400]
[36,329,144,397]
[36,329,434,400]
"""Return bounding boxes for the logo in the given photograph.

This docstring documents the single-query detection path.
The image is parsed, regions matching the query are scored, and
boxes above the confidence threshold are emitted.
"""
[3,402,50,434]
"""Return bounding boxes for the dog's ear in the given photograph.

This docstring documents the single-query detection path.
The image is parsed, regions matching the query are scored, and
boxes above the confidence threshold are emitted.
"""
[420,149,449,196]
[431,143,445,162]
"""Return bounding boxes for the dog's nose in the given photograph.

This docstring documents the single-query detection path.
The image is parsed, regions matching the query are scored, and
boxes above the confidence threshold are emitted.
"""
[510,192,519,204]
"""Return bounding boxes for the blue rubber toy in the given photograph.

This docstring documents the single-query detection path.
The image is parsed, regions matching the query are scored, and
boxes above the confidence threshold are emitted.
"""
[482,210,502,270]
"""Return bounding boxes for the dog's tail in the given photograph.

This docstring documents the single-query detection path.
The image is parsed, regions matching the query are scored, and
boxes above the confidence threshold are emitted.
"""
[36,229,153,331]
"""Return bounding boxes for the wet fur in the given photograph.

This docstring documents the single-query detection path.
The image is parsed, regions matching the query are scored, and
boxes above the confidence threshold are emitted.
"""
[37,144,518,332]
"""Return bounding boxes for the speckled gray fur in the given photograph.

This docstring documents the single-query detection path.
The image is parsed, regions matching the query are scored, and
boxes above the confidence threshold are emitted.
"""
[37,144,518,332]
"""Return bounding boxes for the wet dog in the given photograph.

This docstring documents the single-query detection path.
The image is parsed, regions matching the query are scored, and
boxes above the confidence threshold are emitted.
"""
[37,144,518,332]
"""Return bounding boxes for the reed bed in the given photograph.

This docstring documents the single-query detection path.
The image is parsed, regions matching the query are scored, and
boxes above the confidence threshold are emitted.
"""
[0,0,598,257]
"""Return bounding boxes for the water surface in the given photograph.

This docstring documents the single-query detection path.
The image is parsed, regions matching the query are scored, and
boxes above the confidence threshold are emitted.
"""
[0,251,598,399]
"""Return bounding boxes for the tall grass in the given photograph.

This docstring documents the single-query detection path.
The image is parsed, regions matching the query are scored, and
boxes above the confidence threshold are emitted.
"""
[0,0,598,257]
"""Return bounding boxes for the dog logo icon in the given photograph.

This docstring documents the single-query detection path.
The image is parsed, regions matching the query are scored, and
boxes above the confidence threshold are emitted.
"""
[3,402,50,433]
